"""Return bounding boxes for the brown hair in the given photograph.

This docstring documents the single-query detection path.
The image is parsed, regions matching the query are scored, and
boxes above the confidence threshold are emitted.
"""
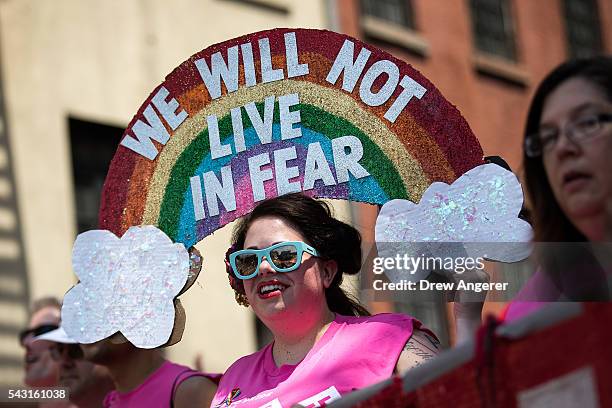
[229,193,370,316]
[30,296,61,315]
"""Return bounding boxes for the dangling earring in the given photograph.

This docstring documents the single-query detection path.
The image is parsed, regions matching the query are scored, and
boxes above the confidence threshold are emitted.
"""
[235,291,250,307]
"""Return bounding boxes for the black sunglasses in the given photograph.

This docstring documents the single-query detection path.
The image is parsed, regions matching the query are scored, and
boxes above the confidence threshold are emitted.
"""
[19,324,59,345]
[50,343,84,361]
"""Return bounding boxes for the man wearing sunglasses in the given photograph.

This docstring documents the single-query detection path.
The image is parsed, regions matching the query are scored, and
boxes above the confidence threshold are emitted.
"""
[20,297,62,389]
[34,328,114,408]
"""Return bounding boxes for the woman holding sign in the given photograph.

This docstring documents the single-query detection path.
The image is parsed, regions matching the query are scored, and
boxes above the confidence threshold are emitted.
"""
[453,57,612,331]
[212,193,439,408]
[503,56,612,320]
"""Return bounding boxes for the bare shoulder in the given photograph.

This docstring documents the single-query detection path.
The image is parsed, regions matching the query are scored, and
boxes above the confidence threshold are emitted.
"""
[395,329,440,374]
[173,375,218,408]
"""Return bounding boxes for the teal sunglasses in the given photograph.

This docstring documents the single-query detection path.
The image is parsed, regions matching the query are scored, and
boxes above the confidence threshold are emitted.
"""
[229,241,319,280]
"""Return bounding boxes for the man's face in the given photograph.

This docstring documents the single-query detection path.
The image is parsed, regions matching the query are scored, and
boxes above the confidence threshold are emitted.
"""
[80,334,132,365]
[22,306,61,387]
[53,343,98,397]
[80,340,112,365]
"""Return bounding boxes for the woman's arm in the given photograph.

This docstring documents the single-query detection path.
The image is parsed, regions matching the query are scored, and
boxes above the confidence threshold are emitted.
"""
[448,267,489,345]
[395,329,440,374]
[173,376,217,408]
[453,301,484,344]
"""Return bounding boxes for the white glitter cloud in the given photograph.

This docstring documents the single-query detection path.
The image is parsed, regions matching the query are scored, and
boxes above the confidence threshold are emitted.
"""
[61,226,190,349]
[375,164,533,281]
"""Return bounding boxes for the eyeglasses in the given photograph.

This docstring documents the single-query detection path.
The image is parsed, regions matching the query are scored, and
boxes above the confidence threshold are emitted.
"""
[19,324,59,345]
[50,343,84,361]
[229,241,319,280]
[525,113,612,158]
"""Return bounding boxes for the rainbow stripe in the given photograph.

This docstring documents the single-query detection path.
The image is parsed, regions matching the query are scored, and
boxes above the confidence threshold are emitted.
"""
[99,29,483,246]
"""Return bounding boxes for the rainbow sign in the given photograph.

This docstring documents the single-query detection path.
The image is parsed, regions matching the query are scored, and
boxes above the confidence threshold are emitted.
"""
[99,28,483,247]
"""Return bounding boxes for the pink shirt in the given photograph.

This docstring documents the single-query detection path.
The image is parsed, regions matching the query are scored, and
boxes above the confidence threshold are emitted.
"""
[503,268,560,322]
[103,360,220,408]
[212,313,419,408]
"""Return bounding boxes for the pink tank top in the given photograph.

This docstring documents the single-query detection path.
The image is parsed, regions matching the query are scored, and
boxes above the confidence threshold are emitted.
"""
[211,313,419,408]
[103,360,220,408]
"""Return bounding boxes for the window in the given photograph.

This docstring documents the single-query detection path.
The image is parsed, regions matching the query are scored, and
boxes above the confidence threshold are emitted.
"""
[360,0,414,29]
[69,118,123,233]
[359,0,427,57]
[562,0,603,58]
[470,0,517,61]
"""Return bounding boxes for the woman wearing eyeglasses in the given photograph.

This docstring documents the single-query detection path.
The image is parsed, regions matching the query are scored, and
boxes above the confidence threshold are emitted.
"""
[491,56,612,323]
[523,56,612,241]
[211,193,439,408]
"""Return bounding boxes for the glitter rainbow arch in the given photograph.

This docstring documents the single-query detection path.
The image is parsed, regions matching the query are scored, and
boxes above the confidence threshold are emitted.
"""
[99,28,484,247]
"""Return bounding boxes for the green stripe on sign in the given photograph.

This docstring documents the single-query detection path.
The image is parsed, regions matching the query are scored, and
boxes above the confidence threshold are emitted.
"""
[298,104,406,199]
[158,102,406,240]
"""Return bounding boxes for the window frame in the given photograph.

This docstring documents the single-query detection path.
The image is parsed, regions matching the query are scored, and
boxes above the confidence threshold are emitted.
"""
[562,0,603,58]
[358,0,429,57]
[469,0,519,62]
[360,0,416,30]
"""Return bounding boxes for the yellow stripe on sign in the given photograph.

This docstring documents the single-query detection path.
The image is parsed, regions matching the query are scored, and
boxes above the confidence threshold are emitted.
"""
[143,80,445,225]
